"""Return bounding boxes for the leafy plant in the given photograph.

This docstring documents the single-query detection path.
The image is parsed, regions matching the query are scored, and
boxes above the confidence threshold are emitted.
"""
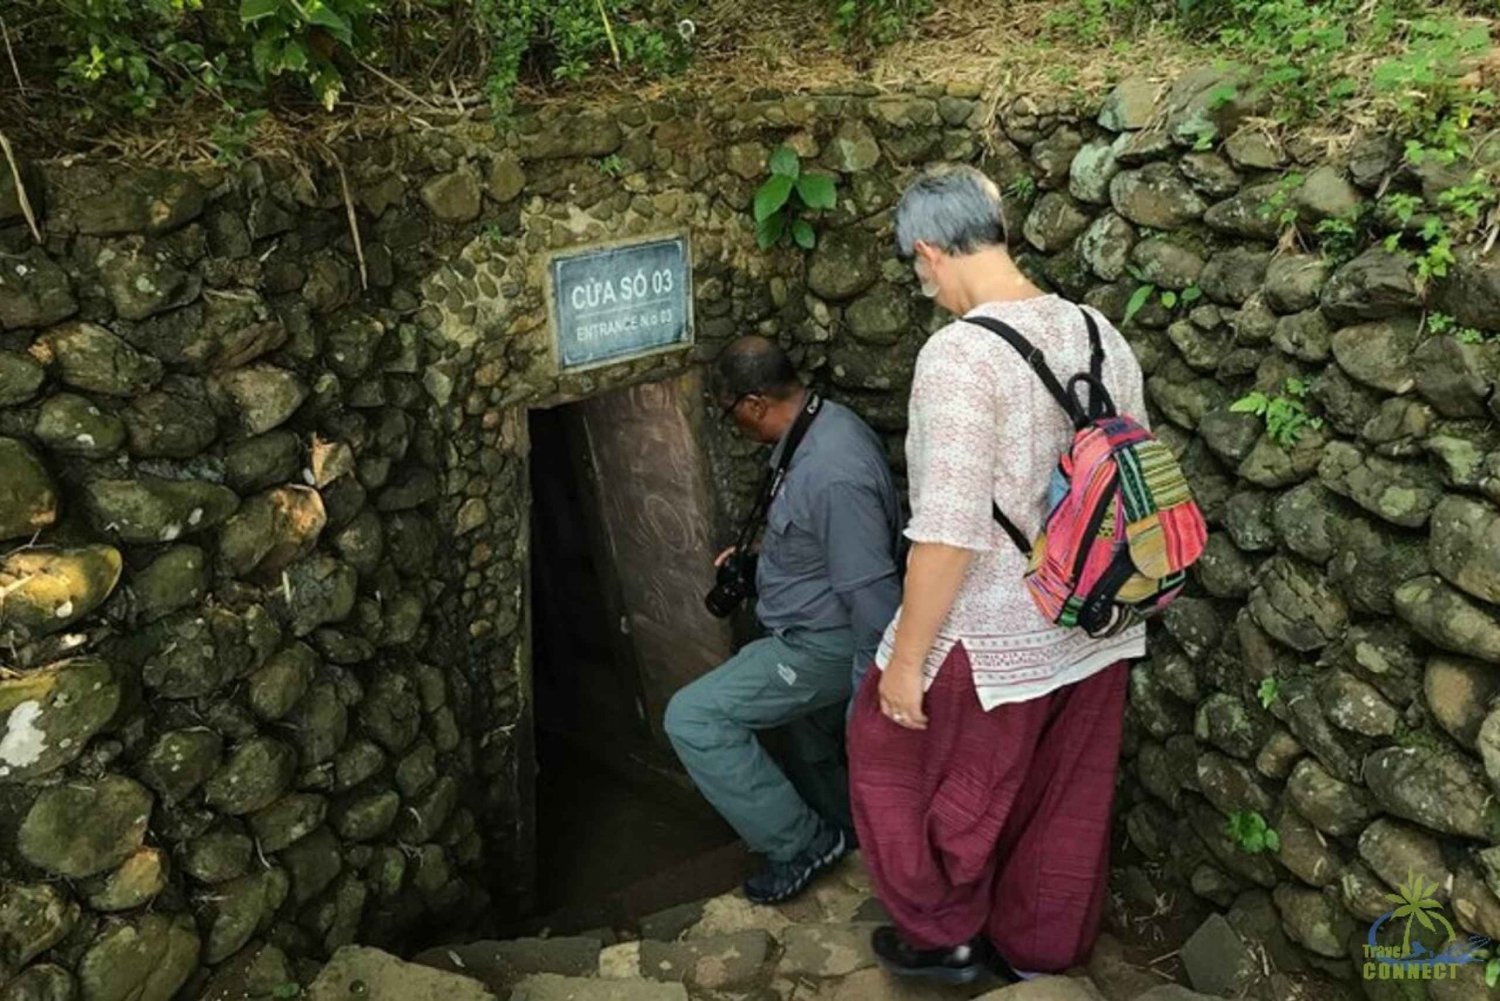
[753,146,838,250]
[474,0,689,115]
[272,984,300,1000]
[1314,208,1366,265]
[1225,810,1280,855]
[1257,677,1280,709]
[1123,283,1156,326]
[239,0,375,110]
[1258,171,1306,234]
[1231,379,1322,448]
[1005,175,1037,201]
[1429,311,1487,343]
[1487,954,1500,989]
[14,0,693,122]
[830,0,933,48]
[1374,17,1495,156]
[1123,282,1199,325]
[596,154,626,177]
[209,107,270,164]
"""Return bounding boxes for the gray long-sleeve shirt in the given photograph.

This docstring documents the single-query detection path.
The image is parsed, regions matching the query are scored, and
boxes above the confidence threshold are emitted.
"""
[755,399,903,670]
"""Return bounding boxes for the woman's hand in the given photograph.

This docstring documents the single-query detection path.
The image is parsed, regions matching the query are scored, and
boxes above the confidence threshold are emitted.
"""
[878,660,928,731]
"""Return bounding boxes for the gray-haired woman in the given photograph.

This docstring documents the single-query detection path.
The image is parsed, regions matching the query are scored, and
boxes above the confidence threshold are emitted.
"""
[848,165,1150,984]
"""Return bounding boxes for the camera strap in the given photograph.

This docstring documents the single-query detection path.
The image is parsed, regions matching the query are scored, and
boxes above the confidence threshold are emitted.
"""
[768,390,822,502]
[734,390,823,550]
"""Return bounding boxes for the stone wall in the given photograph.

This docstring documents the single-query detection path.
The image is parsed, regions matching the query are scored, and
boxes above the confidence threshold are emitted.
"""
[2,66,1498,1001]
[1001,73,1500,998]
[0,86,984,1000]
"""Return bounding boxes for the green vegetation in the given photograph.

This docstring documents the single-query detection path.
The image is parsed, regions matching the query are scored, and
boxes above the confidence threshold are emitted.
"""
[1050,1,1493,135]
[1225,810,1280,855]
[1231,378,1322,449]
[753,146,838,250]
[1256,677,1280,710]
[1004,175,1038,201]
[830,0,932,48]
[1313,209,1367,267]
[1258,172,1306,234]
[1121,281,1201,326]
[1429,311,1487,344]
[4,0,930,129]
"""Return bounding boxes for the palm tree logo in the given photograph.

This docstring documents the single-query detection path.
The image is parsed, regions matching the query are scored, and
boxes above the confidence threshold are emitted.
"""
[1384,868,1457,958]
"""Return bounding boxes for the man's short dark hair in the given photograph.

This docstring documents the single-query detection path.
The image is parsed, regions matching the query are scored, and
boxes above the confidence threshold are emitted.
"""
[713,336,802,402]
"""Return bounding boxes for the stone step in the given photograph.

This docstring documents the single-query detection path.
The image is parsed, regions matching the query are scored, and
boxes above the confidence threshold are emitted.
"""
[305,946,498,1001]
[509,974,689,1000]
[777,921,882,979]
[640,929,775,990]
[410,936,605,994]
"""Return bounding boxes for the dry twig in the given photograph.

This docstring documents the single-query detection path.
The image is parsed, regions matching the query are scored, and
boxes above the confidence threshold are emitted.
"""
[331,151,370,292]
[0,17,24,102]
[0,129,41,243]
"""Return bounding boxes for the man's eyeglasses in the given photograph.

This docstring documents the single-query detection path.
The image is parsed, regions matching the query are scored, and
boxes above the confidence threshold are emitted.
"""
[715,392,757,421]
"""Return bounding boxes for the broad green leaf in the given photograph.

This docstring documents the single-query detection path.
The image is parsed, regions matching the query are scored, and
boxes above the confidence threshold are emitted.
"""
[756,213,785,249]
[1181,285,1202,304]
[1263,829,1280,852]
[796,172,837,211]
[792,218,816,250]
[754,175,794,223]
[1160,290,1178,309]
[1230,392,1268,415]
[282,40,307,71]
[769,146,800,180]
[240,0,280,22]
[307,4,354,44]
[1122,284,1155,326]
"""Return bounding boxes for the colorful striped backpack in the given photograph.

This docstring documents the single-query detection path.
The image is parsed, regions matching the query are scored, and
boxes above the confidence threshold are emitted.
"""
[965,309,1207,638]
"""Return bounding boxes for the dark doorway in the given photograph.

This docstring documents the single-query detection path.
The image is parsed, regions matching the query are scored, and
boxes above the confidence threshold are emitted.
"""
[525,401,746,934]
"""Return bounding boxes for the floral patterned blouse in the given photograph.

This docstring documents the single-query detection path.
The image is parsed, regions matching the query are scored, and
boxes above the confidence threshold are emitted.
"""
[875,294,1151,710]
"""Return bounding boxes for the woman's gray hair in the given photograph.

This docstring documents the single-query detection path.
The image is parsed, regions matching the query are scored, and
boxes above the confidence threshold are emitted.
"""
[893,164,1008,261]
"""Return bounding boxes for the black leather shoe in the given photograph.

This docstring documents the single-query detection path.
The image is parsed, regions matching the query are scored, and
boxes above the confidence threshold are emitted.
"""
[871,925,993,985]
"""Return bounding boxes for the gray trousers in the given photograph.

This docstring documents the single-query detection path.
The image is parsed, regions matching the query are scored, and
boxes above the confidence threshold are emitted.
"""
[664,627,854,862]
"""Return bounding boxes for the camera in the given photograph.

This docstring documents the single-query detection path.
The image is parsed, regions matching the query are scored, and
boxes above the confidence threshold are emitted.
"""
[704,549,758,618]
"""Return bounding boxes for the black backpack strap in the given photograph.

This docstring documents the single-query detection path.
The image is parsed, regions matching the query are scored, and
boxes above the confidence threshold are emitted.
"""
[962,315,1084,426]
[1081,306,1105,386]
[991,502,1032,557]
[963,314,1066,558]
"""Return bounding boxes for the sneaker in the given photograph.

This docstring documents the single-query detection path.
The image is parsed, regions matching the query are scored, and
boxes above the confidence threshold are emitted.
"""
[743,824,849,905]
[871,926,997,986]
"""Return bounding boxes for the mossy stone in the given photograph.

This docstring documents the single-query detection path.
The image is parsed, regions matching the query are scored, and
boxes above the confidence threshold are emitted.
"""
[19,775,153,878]
[138,728,222,804]
[0,882,78,968]
[0,657,121,783]
[77,913,199,1001]
[203,737,297,816]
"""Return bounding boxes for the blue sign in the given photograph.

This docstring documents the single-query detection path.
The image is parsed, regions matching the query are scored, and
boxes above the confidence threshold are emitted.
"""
[550,236,692,371]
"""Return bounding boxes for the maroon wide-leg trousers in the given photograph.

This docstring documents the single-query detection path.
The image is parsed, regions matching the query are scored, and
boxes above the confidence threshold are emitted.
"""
[848,644,1128,972]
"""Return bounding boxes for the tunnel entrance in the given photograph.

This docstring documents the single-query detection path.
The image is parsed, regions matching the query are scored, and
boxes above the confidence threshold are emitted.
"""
[521,373,751,934]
